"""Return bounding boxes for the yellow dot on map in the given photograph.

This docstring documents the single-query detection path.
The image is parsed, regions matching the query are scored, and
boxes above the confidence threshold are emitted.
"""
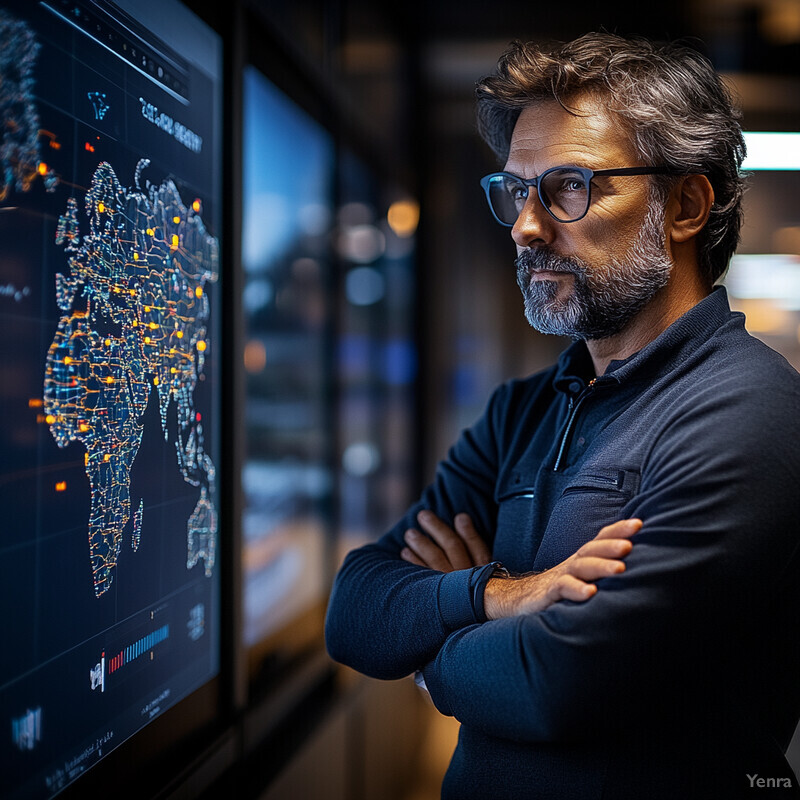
[173,216,180,224]
[104,453,111,462]
[144,336,151,344]
[176,331,183,339]
[144,305,150,312]
[195,286,203,298]
[85,453,89,466]
[197,341,207,352]
[170,367,177,374]
[192,200,201,213]
[104,338,111,346]
[149,321,157,329]
[133,252,139,261]
[146,228,154,236]
[64,356,72,365]
[171,234,179,248]
[45,414,56,424]
[133,320,138,327]
[106,376,114,384]
[98,202,105,213]
[79,423,89,432]
[153,377,159,386]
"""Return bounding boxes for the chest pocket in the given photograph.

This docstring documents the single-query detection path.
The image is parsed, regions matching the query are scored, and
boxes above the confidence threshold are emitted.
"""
[532,467,641,571]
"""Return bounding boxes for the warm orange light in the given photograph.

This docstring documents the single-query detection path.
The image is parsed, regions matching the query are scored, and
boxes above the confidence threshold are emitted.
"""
[173,215,181,224]
[195,286,203,298]
[63,356,73,365]
[192,199,201,213]
[104,338,111,346]
[144,336,151,344]
[98,202,105,213]
[55,481,67,492]
[38,162,48,176]
[106,376,115,384]
[149,321,157,329]
[28,398,43,408]
[196,340,207,352]
[153,377,159,386]
[171,234,179,248]
[387,199,420,238]
[104,453,111,462]
[144,305,151,312]
[243,339,267,374]
[79,423,89,432]
[85,142,95,152]
[45,414,56,424]
[146,228,154,236]
[176,331,183,339]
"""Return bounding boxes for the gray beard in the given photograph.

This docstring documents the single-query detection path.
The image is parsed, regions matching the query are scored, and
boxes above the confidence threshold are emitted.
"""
[514,202,673,340]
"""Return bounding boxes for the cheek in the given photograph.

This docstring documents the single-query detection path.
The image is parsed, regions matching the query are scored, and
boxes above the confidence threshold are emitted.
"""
[577,215,641,256]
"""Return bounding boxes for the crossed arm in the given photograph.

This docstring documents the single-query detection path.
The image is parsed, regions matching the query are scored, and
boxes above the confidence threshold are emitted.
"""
[400,510,641,618]
[326,373,800,743]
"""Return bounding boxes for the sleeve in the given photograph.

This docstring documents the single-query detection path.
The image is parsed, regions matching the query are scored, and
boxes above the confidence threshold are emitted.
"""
[324,381,513,680]
[420,379,800,742]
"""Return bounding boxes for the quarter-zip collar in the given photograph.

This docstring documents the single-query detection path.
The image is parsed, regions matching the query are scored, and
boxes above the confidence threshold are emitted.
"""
[552,286,736,397]
[549,287,737,471]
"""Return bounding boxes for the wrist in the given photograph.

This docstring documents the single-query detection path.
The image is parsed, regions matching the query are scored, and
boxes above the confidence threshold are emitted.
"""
[471,562,510,622]
[484,572,514,620]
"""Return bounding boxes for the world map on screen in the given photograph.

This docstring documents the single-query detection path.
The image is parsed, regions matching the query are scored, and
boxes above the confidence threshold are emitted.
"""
[43,159,219,597]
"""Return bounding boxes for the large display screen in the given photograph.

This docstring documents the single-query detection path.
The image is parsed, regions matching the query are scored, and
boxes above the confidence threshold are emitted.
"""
[0,1,222,796]
[241,67,333,656]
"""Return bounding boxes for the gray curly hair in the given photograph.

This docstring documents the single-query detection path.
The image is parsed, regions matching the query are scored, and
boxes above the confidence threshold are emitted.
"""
[475,33,746,284]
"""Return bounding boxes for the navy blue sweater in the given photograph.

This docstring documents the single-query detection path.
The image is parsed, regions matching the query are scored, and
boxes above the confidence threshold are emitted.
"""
[326,288,800,798]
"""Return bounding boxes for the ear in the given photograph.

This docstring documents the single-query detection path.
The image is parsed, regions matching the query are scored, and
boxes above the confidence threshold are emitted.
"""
[669,174,714,244]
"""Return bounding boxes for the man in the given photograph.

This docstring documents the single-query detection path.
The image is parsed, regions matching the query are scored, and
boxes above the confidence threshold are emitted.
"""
[325,33,800,798]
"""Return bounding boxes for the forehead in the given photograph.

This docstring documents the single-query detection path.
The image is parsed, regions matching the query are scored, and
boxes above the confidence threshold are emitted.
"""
[504,96,639,175]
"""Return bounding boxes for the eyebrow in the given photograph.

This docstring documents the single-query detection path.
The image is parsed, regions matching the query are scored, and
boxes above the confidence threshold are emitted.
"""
[501,161,600,178]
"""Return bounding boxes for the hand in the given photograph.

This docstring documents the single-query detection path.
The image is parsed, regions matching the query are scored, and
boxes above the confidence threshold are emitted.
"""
[400,511,491,572]
[484,518,642,619]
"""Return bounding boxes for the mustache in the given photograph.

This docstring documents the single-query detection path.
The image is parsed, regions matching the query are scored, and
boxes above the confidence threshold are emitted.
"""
[514,248,587,278]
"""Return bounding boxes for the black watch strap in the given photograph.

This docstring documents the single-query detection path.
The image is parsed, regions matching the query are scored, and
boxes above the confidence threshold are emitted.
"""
[470,561,510,623]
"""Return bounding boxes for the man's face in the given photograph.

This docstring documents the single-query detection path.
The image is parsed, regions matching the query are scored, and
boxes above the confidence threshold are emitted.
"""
[504,97,673,340]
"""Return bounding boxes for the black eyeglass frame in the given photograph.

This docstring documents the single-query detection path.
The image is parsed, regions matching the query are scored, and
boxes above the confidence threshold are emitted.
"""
[480,166,683,226]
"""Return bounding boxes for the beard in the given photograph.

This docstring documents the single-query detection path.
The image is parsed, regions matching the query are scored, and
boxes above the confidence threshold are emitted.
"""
[514,201,673,340]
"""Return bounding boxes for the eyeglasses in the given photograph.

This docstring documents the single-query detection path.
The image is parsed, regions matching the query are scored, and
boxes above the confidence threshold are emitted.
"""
[480,166,680,225]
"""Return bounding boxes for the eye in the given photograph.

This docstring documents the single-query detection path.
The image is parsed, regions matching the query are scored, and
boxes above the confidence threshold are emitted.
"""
[562,178,586,192]
[506,179,527,201]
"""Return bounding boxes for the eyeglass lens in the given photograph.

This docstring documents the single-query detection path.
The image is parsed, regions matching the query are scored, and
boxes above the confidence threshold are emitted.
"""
[488,169,590,224]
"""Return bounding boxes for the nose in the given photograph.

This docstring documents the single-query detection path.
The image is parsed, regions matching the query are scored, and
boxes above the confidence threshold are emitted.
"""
[511,191,556,249]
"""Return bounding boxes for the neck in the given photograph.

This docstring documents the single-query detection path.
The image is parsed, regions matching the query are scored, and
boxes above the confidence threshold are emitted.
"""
[586,270,711,376]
